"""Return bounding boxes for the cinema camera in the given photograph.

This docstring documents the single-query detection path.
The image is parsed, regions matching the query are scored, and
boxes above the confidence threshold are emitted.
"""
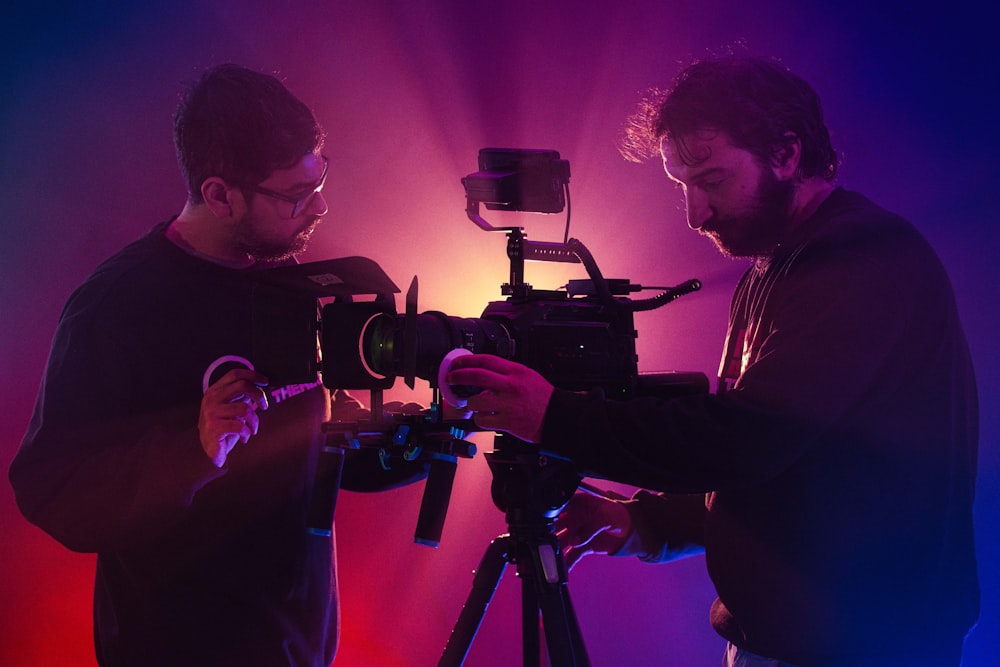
[253,148,706,549]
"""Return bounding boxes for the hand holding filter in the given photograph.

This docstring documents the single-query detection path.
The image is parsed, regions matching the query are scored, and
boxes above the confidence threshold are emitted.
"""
[437,348,482,411]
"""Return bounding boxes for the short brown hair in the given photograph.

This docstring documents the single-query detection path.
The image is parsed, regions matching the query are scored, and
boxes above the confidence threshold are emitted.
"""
[173,64,325,202]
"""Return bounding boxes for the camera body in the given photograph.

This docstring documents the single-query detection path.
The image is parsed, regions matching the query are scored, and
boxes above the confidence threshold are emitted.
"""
[321,282,642,399]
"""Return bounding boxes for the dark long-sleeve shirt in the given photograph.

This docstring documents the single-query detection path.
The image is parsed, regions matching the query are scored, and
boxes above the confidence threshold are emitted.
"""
[541,189,979,666]
[10,221,424,667]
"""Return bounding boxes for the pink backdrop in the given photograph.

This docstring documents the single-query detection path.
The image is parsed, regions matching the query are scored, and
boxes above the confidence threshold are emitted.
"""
[2,2,996,665]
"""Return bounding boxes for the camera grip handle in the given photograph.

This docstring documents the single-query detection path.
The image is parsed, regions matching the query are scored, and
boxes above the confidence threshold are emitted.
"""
[414,453,459,547]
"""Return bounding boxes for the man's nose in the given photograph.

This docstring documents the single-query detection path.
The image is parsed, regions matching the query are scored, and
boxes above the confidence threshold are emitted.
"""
[685,191,711,230]
[309,191,329,217]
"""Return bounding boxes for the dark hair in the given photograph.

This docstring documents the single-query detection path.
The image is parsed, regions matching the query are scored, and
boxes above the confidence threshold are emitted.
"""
[620,56,838,181]
[173,64,325,203]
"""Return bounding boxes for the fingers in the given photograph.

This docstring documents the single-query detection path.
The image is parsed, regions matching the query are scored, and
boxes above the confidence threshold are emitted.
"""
[553,492,632,568]
[206,368,270,410]
[444,354,553,442]
[445,354,520,392]
[555,524,596,572]
[199,368,270,466]
[463,396,545,443]
[554,494,600,546]
[466,410,504,435]
[449,353,520,374]
[214,401,261,441]
[562,545,591,571]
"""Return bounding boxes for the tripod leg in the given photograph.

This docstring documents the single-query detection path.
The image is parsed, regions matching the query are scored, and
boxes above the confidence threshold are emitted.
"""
[521,578,541,667]
[537,580,590,667]
[526,541,591,667]
[439,535,513,667]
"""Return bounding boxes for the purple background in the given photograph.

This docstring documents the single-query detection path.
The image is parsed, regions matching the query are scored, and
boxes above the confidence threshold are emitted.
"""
[2,2,996,665]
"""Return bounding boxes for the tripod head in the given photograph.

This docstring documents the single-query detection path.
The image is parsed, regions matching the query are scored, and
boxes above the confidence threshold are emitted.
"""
[440,433,592,667]
[486,434,582,605]
[486,434,581,528]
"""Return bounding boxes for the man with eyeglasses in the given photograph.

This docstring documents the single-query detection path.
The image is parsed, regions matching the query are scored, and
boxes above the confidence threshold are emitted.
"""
[9,64,425,667]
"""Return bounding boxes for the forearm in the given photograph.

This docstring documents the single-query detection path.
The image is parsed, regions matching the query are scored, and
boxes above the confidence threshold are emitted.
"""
[541,388,807,494]
[10,407,225,553]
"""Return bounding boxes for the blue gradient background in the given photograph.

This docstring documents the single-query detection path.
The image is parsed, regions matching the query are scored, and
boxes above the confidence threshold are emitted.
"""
[1,2,996,665]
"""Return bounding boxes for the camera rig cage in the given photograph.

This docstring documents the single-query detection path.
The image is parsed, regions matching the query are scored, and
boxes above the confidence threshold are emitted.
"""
[251,148,707,548]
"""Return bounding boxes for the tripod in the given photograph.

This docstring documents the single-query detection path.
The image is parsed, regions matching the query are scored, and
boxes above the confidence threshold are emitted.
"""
[439,435,591,667]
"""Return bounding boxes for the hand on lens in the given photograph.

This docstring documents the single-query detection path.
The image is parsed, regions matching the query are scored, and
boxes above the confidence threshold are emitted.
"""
[445,354,554,443]
[555,492,632,570]
[199,368,269,467]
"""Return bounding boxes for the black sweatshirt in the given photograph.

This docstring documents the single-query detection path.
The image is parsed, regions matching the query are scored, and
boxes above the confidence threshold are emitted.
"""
[10,221,424,667]
[541,189,980,666]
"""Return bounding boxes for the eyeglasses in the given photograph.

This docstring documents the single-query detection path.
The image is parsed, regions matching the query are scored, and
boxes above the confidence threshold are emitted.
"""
[236,155,329,218]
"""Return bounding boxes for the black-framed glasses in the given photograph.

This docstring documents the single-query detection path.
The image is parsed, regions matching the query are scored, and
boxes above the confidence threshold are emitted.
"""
[236,155,329,218]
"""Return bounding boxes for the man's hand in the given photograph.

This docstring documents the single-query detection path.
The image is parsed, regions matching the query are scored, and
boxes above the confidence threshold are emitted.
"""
[445,354,554,443]
[199,368,269,467]
[555,492,632,570]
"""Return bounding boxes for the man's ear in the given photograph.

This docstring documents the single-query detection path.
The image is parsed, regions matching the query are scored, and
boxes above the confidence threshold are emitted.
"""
[771,132,802,181]
[200,177,245,219]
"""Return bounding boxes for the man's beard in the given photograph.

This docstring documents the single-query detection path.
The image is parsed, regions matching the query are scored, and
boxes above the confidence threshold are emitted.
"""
[233,215,320,263]
[700,169,795,259]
